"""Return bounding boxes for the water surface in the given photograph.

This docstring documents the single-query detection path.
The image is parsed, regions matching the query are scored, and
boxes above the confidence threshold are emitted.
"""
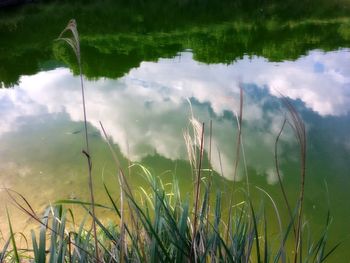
[1,1,350,261]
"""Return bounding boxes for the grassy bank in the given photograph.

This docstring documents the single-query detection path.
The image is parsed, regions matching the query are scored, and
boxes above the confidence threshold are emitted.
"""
[1,168,336,262]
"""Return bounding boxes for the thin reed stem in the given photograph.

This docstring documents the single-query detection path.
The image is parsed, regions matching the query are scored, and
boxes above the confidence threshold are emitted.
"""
[281,98,306,263]
[226,84,244,247]
[233,84,243,182]
[56,19,100,262]
[275,117,296,237]
[191,122,205,260]
[99,121,148,250]
[206,120,213,235]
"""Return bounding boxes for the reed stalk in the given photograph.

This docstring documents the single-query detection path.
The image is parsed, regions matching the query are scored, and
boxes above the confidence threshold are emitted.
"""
[206,120,213,236]
[56,19,99,262]
[191,122,205,261]
[226,84,244,247]
[281,98,306,263]
[275,117,296,237]
[233,85,244,183]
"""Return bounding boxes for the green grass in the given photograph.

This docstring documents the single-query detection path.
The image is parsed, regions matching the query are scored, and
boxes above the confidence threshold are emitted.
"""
[2,167,338,262]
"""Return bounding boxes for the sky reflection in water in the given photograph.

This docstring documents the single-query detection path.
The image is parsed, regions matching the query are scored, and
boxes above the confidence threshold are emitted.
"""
[1,49,349,184]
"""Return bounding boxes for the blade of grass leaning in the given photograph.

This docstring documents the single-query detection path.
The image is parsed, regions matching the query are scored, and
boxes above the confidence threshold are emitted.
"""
[255,186,284,261]
[100,121,144,260]
[37,206,51,263]
[208,220,234,263]
[0,237,11,262]
[118,170,126,263]
[104,182,143,262]
[320,242,341,262]
[274,117,296,237]
[103,183,121,217]
[124,189,172,262]
[99,121,133,198]
[140,170,189,246]
[233,84,243,183]
[31,230,39,261]
[81,205,118,244]
[4,188,37,217]
[206,119,213,236]
[57,207,68,263]
[6,208,20,263]
[249,200,261,263]
[216,146,225,177]
[263,210,268,263]
[199,187,209,226]
[274,203,299,263]
[99,122,141,237]
[310,211,331,262]
[72,216,89,262]
[54,199,112,210]
[212,191,222,259]
[176,198,190,261]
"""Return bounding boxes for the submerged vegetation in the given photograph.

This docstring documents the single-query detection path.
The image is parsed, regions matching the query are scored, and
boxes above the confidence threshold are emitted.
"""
[0,19,340,262]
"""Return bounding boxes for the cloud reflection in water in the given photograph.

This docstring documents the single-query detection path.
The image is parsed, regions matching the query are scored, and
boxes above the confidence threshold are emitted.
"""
[1,49,349,183]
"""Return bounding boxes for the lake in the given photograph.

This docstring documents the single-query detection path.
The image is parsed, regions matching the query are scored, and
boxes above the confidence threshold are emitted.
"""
[0,0,350,261]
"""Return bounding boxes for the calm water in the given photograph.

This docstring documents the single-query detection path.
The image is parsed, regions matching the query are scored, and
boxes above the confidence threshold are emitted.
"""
[1,1,350,261]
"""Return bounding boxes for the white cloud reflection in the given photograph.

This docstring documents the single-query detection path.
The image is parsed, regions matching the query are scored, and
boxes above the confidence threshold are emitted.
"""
[1,49,349,182]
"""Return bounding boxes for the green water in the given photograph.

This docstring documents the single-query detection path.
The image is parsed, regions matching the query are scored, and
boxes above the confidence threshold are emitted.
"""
[0,0,350,261]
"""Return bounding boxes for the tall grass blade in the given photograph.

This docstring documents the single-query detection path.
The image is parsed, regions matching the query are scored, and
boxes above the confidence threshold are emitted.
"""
[274,203,299,263]
[37,209,50,263]
[124,190,171,262]
[255,186,284,261]
[6,208,20,263]
[249,200,261,263]
[176,199,190,262]
[263,210,268,263]
[275,117,296,237]
[54,199,111,210]
[320,242,341,262]
[0,237,11,262]
[209,220,234,263]
[31,230,39,261]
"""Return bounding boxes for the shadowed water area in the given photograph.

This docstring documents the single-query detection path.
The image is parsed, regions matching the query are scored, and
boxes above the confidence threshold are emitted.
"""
[0,0,350,261]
